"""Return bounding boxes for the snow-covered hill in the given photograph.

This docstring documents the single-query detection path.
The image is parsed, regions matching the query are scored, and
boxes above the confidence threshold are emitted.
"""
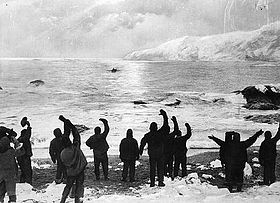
[125,22,280,61]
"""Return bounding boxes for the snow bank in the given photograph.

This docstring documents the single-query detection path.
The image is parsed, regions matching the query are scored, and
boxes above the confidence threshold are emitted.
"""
[125,21,280,61]
[9,177,280,203]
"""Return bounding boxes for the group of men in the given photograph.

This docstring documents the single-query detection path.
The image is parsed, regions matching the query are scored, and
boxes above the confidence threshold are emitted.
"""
[209,123,280,192]
[0,117,33,203]
[0,111,280,202]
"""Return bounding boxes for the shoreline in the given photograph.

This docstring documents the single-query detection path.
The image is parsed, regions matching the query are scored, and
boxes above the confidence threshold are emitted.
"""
[30,147,280,191]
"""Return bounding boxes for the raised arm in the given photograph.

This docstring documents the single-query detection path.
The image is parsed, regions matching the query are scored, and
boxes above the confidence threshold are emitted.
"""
[272,123,280,142]
[242,129,263,148]
[100,118,109,138]
[208,135,224,146]
[184,123,192,140]
[158,109,170,133]
[49,141,56,164]
[59,115,81,147]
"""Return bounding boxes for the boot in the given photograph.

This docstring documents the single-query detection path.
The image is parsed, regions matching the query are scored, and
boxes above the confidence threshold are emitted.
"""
[8,195,16,203]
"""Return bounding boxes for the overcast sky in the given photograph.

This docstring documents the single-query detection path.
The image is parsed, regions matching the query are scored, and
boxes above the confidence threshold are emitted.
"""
[1,0,280,58]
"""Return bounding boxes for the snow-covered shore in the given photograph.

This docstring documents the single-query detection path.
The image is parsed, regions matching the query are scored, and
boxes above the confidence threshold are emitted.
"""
[10,176,280,203]
[125,22,280,61]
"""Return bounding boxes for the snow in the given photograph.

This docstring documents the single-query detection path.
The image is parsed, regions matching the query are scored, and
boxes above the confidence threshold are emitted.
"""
[196,165,209,170]
[125,21,280,61]
[244,163,253,178]
[11,178,280,203]
[252,157,259,163]
[253,163,261,168]
[31,161,52,169]
[202,174,214,180]
[210,159,222,168]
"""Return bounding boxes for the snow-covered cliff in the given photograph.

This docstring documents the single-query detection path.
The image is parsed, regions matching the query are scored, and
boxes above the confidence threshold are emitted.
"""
[125,22,280,61]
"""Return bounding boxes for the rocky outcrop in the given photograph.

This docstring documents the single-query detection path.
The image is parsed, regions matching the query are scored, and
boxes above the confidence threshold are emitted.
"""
[234,84,280,110]
[75,125,90,134]
[133,100,148,105]
[245,114,280,124]
[29,80,45,87]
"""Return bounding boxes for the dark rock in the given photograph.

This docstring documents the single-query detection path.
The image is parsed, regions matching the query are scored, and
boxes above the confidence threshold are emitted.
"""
[0,87,2,90]
[30,80,45,86]
[244,113,280,124]
[234,85,280,110]
[212,98,227,103]
[165,99,181,107]
[75,124,90,134]
[133,100,148,105]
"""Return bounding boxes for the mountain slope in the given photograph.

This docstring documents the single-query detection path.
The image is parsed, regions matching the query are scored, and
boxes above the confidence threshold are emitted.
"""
[125,22,280,61]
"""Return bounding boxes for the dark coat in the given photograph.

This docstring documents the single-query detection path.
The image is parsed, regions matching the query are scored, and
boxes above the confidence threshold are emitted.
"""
[60,145,87,177]
[18,126,32,157]
[86,122,109,158]
[140,122,170,158]
[119,134,139,161]
[49,137,64,164]
[164,119,179,155]
[259,128,280,164]
[0,137,17,182]
[173,127,191,157]
[229,133,260,169]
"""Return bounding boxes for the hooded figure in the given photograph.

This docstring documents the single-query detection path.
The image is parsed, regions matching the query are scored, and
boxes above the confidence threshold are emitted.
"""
[259,123,280,185]
[173,122,192,178]
[163,116,180,179]
[49,128,67,184]
[209,130,263,192]
[17,117,33,185]
[0,136,17,203]
[60,136,87,203]
[139,109,170,187]
[86,118,110,180]
[228,130,263,192]
[119,129,139,182]
[209,132,233,185]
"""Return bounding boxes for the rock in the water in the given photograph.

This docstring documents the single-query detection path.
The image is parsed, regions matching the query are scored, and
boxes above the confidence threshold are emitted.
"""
[0,87,2,90]
[244,113,280,124]
[234,84,280,110]
[165,99,181,107]
[133,100,148,105]
[74,125,90,134]
[30,80,45,86]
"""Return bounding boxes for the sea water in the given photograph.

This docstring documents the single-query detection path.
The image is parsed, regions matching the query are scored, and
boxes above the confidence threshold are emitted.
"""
[0,58,279,157]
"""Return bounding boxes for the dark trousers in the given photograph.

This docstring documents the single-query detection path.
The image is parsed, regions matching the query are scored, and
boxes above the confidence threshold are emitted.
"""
[56,159,67,181]
[0,180,16,202]
[149,156,164,184]
[174,155,187,177]
[263,161,276,185]
[17,155,32,185]
[60,170,85,203]
[122,160,136,181]
[228,165,244,191]
[94,154,108,179]
[164,153,174,177]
